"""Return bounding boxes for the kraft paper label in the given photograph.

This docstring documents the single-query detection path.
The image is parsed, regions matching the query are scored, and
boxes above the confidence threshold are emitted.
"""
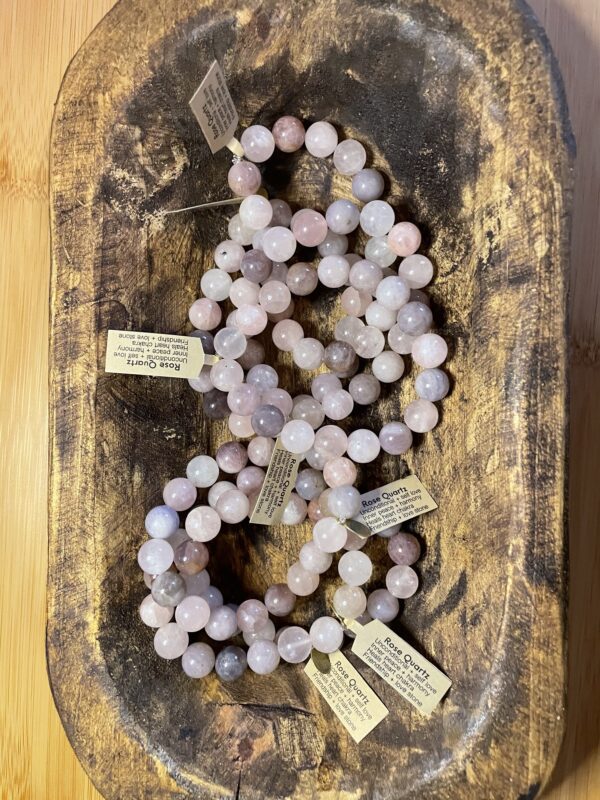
[305,651,388,742]
[351,620,451,716]
[189,60,239,154]
[357,475,437,534]
[249,437,303,525]
[105,330,215,378]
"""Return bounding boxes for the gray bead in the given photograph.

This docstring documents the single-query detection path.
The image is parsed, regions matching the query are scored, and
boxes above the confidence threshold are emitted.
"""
[349,373,381,405]
[203,388,229,419]
[215,645,248,682]
[251,404,285,436]
[189,329,215,354]
[240,249,273,283]
[323,340,357,374]
[414,368,450,401]
[351,169,385,202]
[295,468,326,501]
[396,301,433,336]
[151,571,186,607]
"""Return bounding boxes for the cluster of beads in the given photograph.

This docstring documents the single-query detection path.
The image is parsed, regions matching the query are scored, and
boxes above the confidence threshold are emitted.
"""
[139,115,450,680]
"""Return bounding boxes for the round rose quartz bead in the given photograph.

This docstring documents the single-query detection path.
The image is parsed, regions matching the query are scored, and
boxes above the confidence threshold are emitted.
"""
[328,485,361,520]
[287,262,318,296]
[324,341,357,374]
[263,388,293,416]
[365,301,397,331]
[184,505,221,542]
[397,301,433,336]
[386,564,419,598]
[163,478,196,511]
[236,466,265,495]
[210,359,244,392]
[305,120,338,157]
[137,539,173,574]
[339,551,373,586]
[323,457,357,488]
[359,200,395,237]
[236,599,269,633]
[272,320,303,353]
[262,226,296,262]
[287,562,320,596]
[388,324,415,355]
[175,595,211,632]
[282,493,308,524]
[272,115,305,152]
[215,489,250,523]
[240,249,272,283]
[333,139,367,175]
[296,468,326,501]
[248,436,274,467]
[365,235,397,267]
[278,626,313,663]
[189,298,222,330]
[318,255,350,288]
[375,275,411,310]
[214,239,244,272]
[388,532,421,566]
[227,386,259,419]
[205,605,238,641]
[341,287,372,317]
[307,498,324,522]
[349,259,382,293]
[216,441,248,474]
[186,455,219,489]
[379,421,413,454]
[241,124,275,162]
[310,616,344,653]
[214,327,247,360]
[139,595,174,628]
[258,281,291,314]
[404,399,439,432]
[318,230,348,257]
[326,199,360,234]
[372,351,405,383]
[352,168,385,202]
[174,540,209,575]
[291,395,324,429]
[353,326,385,359]
[228,213,255,246]
[387,222,422,257]
[311,373,342,403]
[145,505,180,539]
[247,640,280,674]
[299,540,333,574]
[367,589,400,622]
[264,583,296,617]
[292,209,328,246]
[347,429,381,463]
[201,585,223,609]
[314,425,347,459]
[322,389,354,421]
[182,642,215,678]
[239,194,273,230]
[349,373,381,406]
[154,623,188,659]
[293,338,324,371]
[201,269,232,302]
[333,585,367,619]
[398,254,434,288]
[243,620,276,645]
[313,517,347,552]
[412,333,448,368]
[228,160,261,197]
[230,277,260,309]
[280,420,315,454]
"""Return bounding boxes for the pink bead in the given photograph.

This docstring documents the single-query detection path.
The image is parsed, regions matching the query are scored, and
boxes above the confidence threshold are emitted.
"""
[189,298,222,330]
[272,115,305,152]
[313,517,347,552]
[291,209,328,246]
[272,319,304,352]
[227,383,262,416]
[215,489,250,523]
[227,160,261,196]
[264,583,296,616]
[139,595,174,628]
[287,562,319,596]
[261,387,294,416]
[323,457,357,488]
[386,564,419,598]
[185,505,221,542]
[247,436,275,467]
[163,478,197,511]
[388,532,421,565]
[387,222,422,257]
[379,421,413,454]
[299,540,333,574]
[404,399,439,432]
[210,359,244,391]
[235,304,268,336]
[346,429,381,463]
[277,626,312,663]
[259,281,291,314]
[411,333,448,368]
[313,425,347,459]
[230,277,260,308]
[175,595,211,632]
[154,623,189,659]
[341,287,372,316]
[228,413,255,438]
[236,466,265,494]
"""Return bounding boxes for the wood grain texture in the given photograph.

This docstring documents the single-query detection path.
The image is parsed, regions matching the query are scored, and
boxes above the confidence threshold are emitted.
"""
[0,0,599,798]
[47,1,571,798]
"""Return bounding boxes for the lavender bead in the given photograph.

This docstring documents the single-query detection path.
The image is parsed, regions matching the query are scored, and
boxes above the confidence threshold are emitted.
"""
[296,468,327,501]
[240,249,273,283]
[264,583,296,617]
[201,585,224,609]
[182,642,215,678]
[292,395,325,429]
[272,115,305,152]
[228,383,262,416]
[349,259,382,293]
[174,540,209,575]
[145,505,180,539]
[152,571,186,607]
[215,645,248,681]
[238,338,265,370]
[251,404,285,437]
[367,589,400,622]
[184,569,211,597]
[379,421,413,454]
[247,363,278,390]
[349,373,381,405]
[324,340,357,374]
[352,168,385,202]
[263,387,293,416]
[163,478,196,512]
[216,441,248,473]
[396,301,433,336]
[415,368,450,401]
[278,626,312,663]
[375,275,411,311]
[241,124,275,162]
[388,532,421,565]
[270,198,293,227]
[325,199,360,234]
[311,373,342,402]
[228,160,261,196]
[236,466,265,495]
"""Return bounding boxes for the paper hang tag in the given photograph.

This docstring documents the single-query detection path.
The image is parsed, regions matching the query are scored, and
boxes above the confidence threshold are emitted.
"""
[249,437,303,525]
[351,619,451,717]
[189,60,240,155]
[357,475,437,534]
[105,330,217,379]
[305,650,389,743]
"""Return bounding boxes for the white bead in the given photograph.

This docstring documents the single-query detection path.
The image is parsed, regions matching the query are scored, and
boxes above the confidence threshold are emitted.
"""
[262,226,297,262]
[287,561,320,596]
[338,551,373,586]
[359,200,395,237]
[228,213,254,245]
[205,605,238,640]
[353,326,385,358]
[311,373,342,402]
[309,616,344,653]
[215,489,250,523]
[349,259,382,293]
[239,194,273,230]
[241,124,275,162]
[365,301,397,331]
[230,277,260,308]
[200,269,232,301]
[210,359,244,391]
[411,333,448,368]
[186,455,219,490]
[375,275,411,310]
[372,351,405,382]
[322,389,353,421]
[305,120,338,157]
[364,236,397,268]
[292,338,324,370]
[137,539,173,574]
[139,595,174,628]
[243,619,276,645]
[214,327,247,359]
[299,540,333,574]
[313,517,347,552]
[398,254,434,288]
[333,139,367,175]
[207,480,236,508]
[327,484,361,520]
[325,199,360,234]
[282,493,308,524]
[214,240,244,272]
[154,623,188,659]
[333,585,367,619]
[404,399,439,432]
[280,420,315,454]
[247,640,280,674]
[317,255,350,288]
[346,429,381,463]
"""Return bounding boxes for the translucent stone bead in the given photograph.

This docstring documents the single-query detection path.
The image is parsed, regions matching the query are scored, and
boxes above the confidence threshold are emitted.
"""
[145,505,180,539]
[322,389,354,421]
[202,388,228,420]
[216,441,248,474]
[272,319,304,352]
[247,363,278,390]
[365,236,397,268]
[353,326,385,358]
[287,562,320,596]
[305,120,338,157]
[375,275,411,311]
[344,530,367,551]
[268,301,295,323]
[215,645,248,681]
[318,230,348,257]
[398,254,433,287]
[243,619,276,645]
[307,498,324,522]
[137,539,173,574]
[324,340,357,374]
[201,585,224,609]
[388,324,415,355]
[248,436,275,467]
[359,200,395,237]
[280,420,315,453]
[236,599,269,633]
[205,605,238,641]
[139,595,174,628]
[188,365,213,394]
[410,289,430,305]
[349,259,382,293]
[338,551,373,586]
[292,209,328,246]
[310,616,344,653]
[341,287,372,316]
[227,383,261,417]
[214,327,247,360]
[247,640,280,674]
[387,222,422,257]
[347,429,381,463]
[184,570,211,597]
[229,277,260,308]
[335,315,365,343]
[287,262,318,296]
[328,484,361,520]
[200,269,232,302]
[272,115,305,152]
[349,373,381,405]
[278,626,313,663]
[182,642,215,678]
[210,359,243,392]
[372,351,405,382]
[268,199,292,229]
[174,540,209,575]
[263,584,296,618]
[298,540,332,575]
[216,489,250,523]
[282,493,308,524]
[154,623,189,659]
[367,589,400,622]
[189,298,222,330]
[404,399,439,433]
[185,455,218,489]
[365,301,397,331]
[333,139,367,175]
[314,425,347,459]
[236,466,265,496]
[412,333,448,368]
[379,421,413,454]
[152,571,186,607]
[396,301,433,336]
[313,517,347,552]
[228,213,255,245]
[415,368,450,401]
[323,457,357,488]
[175,595,211,632]
[227,159,261,197]
[317,255,350,288]
[241,124,275,162]
[262,226,297,262]
[250,404,284,437]
[163,478,197,512]
[388,532,421,566]
[351,168,385,202]
[334,585,367,619]
[310,373,342,404]
[184,505,221,542]
[325,199,360,234]
[296,468,327,501]
[207,481,235,510]
[240,248,272,284]
[386,564,419,598]
[239,194,273,230]
[258,280,291,314]
[230,412,253,436]
[292,338,324,370]
[214,239,244,272]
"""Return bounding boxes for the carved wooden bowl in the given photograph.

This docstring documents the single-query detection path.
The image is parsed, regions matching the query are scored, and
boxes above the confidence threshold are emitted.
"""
[48,0,572,797]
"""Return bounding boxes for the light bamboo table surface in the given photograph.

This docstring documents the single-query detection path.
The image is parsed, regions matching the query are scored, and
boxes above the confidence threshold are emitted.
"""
[0,1,597,798]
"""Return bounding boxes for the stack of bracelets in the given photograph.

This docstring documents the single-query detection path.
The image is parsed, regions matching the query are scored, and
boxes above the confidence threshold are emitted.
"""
[136,116,450,682]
